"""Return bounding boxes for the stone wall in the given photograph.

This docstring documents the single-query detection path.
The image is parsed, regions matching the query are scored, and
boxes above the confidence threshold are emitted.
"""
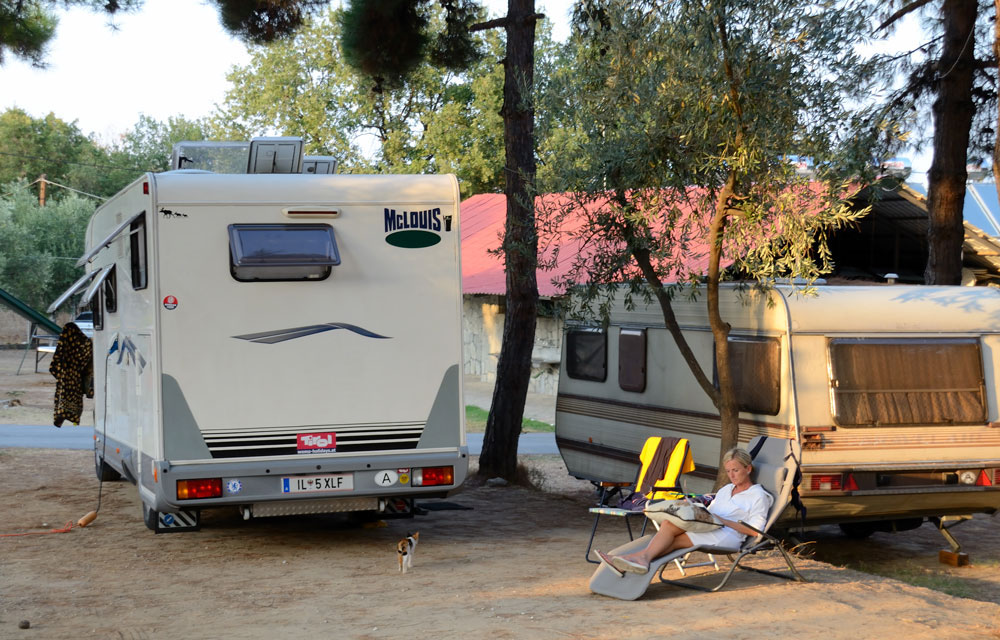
[0,309,28,345]
[462,294,563,396]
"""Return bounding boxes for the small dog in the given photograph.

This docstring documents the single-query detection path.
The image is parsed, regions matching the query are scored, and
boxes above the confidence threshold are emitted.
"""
[397,531,419,574]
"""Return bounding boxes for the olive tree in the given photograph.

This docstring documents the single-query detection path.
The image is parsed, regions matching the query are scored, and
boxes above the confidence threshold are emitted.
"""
[549,0,898,485]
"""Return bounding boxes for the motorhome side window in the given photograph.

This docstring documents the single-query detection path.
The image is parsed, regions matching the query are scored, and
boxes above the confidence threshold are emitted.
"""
[228,224,341,282]
[90,288,103,331]
[129,213,147,290]
[713,336,781,415]
[566,329,607,382]
[618,328,646,392]
[829,338,986,427]
[103,267,117,313]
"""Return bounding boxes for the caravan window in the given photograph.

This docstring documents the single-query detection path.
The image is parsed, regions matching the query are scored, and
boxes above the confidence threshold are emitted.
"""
[228,224,340,282]
[714,336,781,415]
[129,214,147,290]
[829,338,986,427]
[566,329,607,382]
[618,328,646,392]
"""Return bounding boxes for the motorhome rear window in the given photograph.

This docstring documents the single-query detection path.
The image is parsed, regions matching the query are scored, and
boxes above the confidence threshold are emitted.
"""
[618,328,646,392]
[829,338,986,427]
[228,224,340,282]
[567,329,607,382]
[714,336,781,415]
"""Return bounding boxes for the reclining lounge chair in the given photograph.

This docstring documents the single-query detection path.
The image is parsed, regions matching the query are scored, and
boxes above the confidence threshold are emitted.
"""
[585,436,696,564]
[588,436,805,600]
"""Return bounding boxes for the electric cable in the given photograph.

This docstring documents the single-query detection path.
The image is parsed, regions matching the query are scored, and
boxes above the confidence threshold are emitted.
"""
[77,340,115,527]
[0,150,152,173]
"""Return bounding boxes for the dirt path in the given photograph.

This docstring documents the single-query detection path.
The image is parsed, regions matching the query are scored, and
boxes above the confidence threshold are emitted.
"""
[1,449,999,639]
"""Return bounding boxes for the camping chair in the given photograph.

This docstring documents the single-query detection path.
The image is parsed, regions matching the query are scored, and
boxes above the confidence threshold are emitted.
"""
[585,436,696,564]
[588,436,806,600]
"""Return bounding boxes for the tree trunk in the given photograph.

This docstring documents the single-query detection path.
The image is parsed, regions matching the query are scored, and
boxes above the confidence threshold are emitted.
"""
[707,175,739,489]
[925,0,976,285]
[994,0,1000,187]
[478,0,538,480]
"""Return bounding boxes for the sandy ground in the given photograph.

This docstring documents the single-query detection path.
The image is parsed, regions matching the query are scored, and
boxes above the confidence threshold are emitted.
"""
[0,347,94,427]
[1,450,999,639]
[2,351,1000,638]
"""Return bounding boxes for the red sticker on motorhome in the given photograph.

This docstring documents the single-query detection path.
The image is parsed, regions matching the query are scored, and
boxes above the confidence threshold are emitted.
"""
[297,432,336,453]
[163,295,178,310]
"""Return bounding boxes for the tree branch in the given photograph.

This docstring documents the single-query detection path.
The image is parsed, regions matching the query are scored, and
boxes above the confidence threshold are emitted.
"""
[877,0,936,32]
[470,13,543,33]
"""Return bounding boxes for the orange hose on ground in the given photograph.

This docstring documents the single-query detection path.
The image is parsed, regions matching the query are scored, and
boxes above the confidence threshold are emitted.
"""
[0,521,75,537]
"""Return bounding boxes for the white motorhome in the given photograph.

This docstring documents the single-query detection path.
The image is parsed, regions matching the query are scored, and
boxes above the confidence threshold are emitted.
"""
[51,141,467,532]
[556,285,1000,535]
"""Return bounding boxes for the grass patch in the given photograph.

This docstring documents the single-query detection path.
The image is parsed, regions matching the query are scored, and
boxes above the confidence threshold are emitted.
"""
[850,561,975,600]
[465,405,554,433]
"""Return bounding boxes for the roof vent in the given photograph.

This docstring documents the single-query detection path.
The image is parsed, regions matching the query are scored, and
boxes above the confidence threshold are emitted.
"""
[247,137,304,174]
[302,155,337,175]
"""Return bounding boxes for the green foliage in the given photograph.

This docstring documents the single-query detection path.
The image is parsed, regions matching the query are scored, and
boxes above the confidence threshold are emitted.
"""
[0,182,93,310]
[550,0,900,317]
[0,108,208,199]
[427,0,483,71]
[213,0,326,45]
[209,6,513,195]
[340,0,429,89]
[0,1,57,67]
[0,1,141,67]
[96,114,209,192]
[0,108,97,188]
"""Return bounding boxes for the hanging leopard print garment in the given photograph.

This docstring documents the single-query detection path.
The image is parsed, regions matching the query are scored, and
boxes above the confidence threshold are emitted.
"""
[49,322,94,427]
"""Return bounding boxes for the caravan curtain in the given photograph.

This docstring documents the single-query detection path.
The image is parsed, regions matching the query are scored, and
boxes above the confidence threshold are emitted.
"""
[714,336,782,416]
[830,339,986,427]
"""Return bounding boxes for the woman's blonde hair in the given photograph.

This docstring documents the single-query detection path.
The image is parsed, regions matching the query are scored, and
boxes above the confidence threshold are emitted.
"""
[722,447,752,468]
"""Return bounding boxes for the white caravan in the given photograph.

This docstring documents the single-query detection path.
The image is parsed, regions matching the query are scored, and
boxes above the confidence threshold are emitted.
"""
[54,157,466,532]
[556,285,1000,535]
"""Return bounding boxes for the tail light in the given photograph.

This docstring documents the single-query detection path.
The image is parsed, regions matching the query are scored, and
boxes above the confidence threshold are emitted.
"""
[809,474,843,491]
[976,470,993,487]
[412,466,454,487]
[177,478,223,500]
[843,473,859,492]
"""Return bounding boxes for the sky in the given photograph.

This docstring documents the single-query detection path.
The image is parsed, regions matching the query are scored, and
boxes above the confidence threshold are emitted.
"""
[0,0,929,180]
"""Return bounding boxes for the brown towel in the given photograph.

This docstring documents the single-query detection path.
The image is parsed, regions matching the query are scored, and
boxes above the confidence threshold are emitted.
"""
[49,322,93,427]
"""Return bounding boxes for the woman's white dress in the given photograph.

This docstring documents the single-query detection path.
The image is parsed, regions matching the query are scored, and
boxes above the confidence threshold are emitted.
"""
[683,483,773,549]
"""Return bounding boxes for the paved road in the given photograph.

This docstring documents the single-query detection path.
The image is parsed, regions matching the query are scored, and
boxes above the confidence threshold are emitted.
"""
[0,425,94,450]
[0,425,559,455]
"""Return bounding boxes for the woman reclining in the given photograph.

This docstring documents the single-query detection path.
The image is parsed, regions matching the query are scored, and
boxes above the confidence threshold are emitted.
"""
[597,447,772,575]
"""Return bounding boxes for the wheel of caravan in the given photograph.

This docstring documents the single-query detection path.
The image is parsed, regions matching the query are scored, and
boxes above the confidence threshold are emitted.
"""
[94,451,122,481]
[838,522,876,539]
[142,502,158,532]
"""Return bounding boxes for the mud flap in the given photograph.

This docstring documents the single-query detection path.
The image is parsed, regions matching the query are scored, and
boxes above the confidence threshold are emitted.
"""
[145,504,200,534]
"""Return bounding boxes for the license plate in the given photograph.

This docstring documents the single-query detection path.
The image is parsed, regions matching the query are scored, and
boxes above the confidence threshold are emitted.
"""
[281,473,353,494]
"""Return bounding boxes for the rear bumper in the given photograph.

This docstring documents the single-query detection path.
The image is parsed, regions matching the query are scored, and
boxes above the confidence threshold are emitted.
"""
[144,448,469,513]
[776,486,1000,526]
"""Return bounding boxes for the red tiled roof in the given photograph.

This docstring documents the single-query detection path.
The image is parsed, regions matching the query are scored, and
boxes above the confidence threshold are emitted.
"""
[460,192,714,297]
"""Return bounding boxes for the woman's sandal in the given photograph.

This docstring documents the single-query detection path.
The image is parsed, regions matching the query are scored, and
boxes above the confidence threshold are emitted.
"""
[594,550,624,578]
[615,556,650,574]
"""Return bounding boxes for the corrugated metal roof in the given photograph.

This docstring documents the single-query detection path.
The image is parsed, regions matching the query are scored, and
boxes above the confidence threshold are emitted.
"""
[460,193,714,297]
[461,183,1000,297]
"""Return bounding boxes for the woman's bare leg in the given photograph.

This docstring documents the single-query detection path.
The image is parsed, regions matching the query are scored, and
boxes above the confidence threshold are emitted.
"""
[617,521,693,567]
